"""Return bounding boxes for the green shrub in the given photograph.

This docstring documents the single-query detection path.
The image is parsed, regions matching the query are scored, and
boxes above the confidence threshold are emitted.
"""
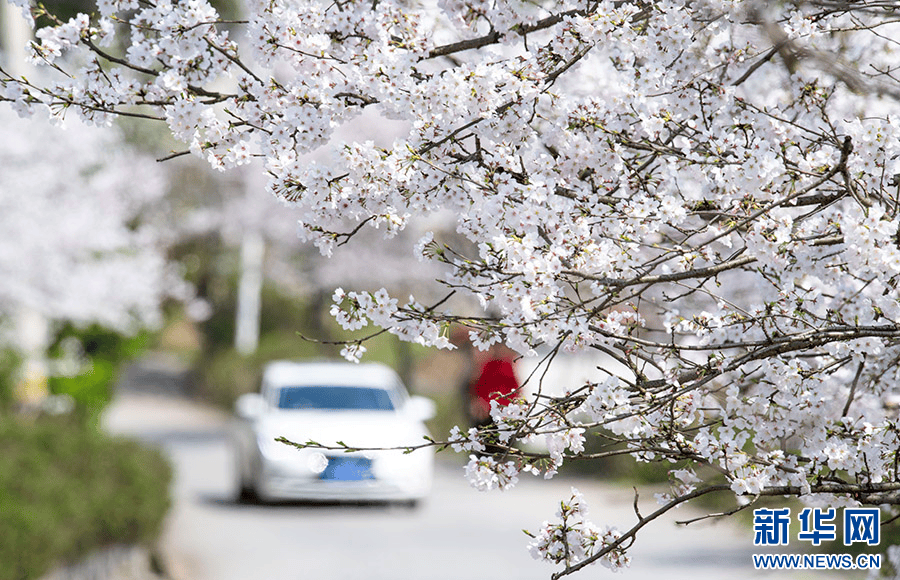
[47,324,150,418]
[0,349,20,412]
[196,329,320,408]
[556,429,672,484]
[0,416,171,580]
[48,359,116,411]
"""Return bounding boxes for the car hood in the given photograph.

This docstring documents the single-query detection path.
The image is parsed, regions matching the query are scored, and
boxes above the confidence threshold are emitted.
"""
[254,411,429,450]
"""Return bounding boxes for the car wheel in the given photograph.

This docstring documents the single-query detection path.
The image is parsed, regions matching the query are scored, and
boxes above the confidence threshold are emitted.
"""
[236,480,258,503]
[399,499,420,510]
[234,452,258,503]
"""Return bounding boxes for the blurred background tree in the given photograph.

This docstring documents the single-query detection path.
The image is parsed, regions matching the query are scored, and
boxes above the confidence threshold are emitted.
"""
[0,105,181,412]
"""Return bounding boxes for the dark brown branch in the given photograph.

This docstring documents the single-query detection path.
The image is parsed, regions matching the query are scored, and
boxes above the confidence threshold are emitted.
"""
[732,45,780,87]
[427,11,579,59]
[156,150,191,162]
[841,360,866,417]
[83,38,158,76]
[675,497,758,525]
[563,254,758,289]
[428,31,503,59]
[554,186,617,206]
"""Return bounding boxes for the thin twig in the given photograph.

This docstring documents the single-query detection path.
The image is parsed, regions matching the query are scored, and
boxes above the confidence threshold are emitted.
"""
[841,360,866,417]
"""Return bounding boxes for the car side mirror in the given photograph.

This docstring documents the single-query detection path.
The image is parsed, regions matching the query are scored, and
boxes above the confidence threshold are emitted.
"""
[405,396,436,421]
[235,393,267,420]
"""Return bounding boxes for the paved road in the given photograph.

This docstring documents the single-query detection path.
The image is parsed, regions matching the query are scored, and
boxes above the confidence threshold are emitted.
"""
[103,356,781,580]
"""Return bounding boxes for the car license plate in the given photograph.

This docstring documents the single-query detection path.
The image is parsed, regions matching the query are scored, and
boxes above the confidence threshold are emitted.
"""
[320,456,374,481]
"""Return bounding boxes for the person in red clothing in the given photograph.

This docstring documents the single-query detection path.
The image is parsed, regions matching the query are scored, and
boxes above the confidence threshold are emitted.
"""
[468,343,520,429]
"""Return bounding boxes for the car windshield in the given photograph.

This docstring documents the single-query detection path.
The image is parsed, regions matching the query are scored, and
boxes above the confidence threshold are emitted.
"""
[276,386,395,411]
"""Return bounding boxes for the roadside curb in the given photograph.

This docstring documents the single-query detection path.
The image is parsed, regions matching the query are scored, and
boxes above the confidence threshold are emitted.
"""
[39,545,168,580]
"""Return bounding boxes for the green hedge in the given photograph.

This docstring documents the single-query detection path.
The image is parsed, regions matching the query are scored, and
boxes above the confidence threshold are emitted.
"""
[0,349,20,413]
[0,416,171,580]
[48,324,150,418]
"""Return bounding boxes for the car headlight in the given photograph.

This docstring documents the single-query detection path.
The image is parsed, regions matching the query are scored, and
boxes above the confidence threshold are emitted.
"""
[307,451,328,474]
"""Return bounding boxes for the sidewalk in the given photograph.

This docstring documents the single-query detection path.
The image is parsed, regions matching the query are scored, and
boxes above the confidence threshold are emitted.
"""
[102,353,231,439]
[102,390,230,441]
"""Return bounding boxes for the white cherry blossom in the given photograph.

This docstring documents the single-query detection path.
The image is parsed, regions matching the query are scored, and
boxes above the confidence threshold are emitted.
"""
[4,0,900,574]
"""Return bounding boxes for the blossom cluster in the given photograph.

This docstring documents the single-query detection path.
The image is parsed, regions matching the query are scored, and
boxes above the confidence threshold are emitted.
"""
[0,107,176,333]
[527,488,630,571]
[464,454,522,491]
[329,287,452,350]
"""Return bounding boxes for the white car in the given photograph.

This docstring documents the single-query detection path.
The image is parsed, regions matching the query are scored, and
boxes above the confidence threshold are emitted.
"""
[232,360,436,504]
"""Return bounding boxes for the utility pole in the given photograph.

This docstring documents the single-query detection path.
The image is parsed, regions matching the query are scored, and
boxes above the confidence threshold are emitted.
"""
[1,1,30,76]
[234,229,264,356]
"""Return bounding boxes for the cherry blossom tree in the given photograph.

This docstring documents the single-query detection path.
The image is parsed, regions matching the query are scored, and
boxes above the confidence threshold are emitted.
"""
[170,159,445,354]
[0,104,178,399]
[3,0,900,573]
[0,111,173,330]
